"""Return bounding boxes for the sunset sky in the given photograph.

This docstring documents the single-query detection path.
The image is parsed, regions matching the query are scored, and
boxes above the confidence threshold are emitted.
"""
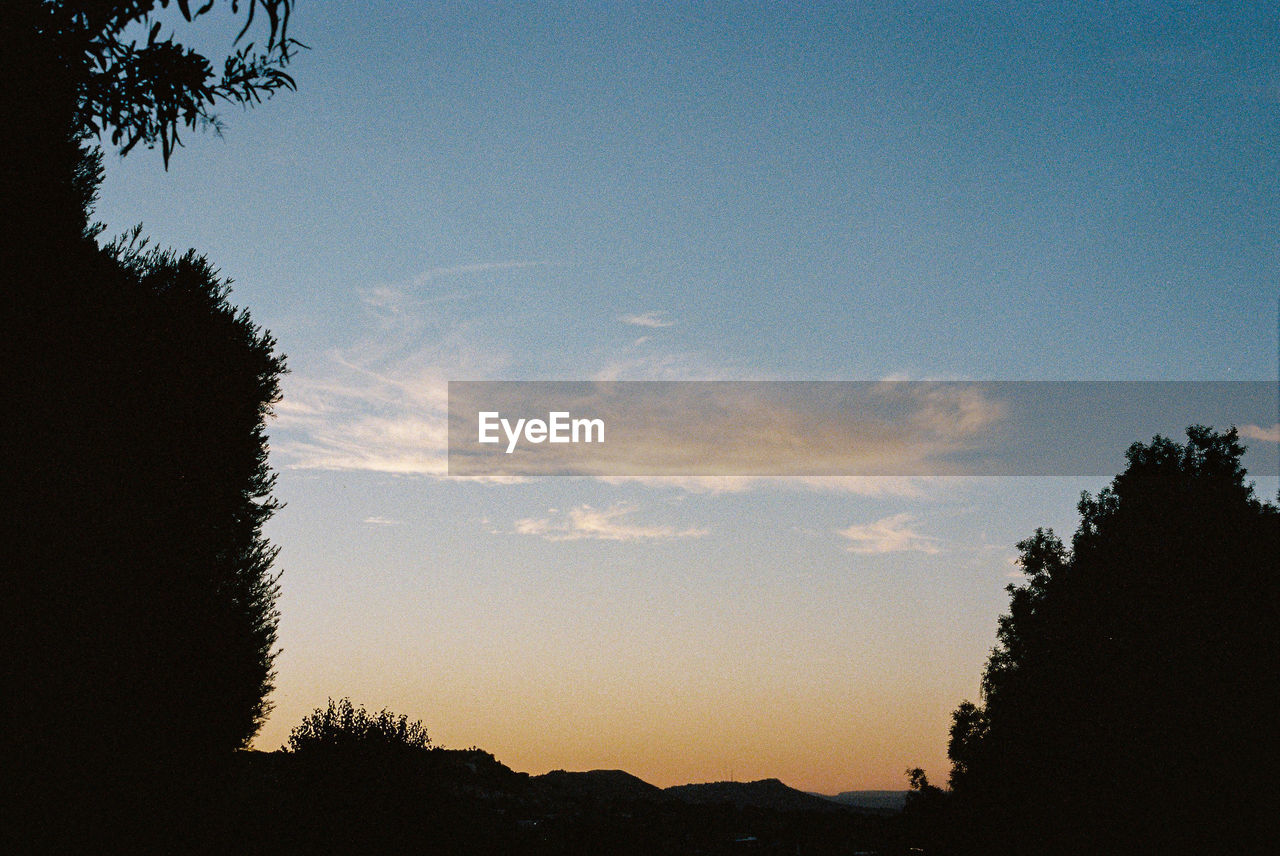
[91,2,1278,792]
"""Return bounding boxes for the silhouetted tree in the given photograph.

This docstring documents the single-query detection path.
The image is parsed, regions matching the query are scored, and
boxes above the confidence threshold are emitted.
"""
[902,767,949,852]
[2,2,297,846]
[276,700,460,852]
[4,206,287,723]
[4,208,287,847]
[4,0,300,271]
[939,427,1279,855]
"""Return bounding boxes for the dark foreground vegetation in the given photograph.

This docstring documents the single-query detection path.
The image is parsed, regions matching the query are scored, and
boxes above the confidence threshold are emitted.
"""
[138,743,903,855]
[119,698,891,855]
[5,4,1276,854]
[3,1,297,850]
[903,428,1279,855]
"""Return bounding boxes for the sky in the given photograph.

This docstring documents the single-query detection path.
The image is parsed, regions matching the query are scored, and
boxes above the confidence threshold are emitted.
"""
[92,1,1279,793]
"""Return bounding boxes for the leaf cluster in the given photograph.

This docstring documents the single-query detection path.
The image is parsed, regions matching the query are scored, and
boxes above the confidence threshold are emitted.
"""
[39,0,304,164]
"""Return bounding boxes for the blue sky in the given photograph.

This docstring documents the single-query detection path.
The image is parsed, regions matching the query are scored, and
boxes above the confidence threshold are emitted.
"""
[92,1,1279,791]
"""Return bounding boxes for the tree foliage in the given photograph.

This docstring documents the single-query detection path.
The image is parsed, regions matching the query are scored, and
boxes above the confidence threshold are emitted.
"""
[3,4,295,843]
[8,210,287,762]
[34,0,303,164]
[938,427,1279,855]
[286,699,433,757]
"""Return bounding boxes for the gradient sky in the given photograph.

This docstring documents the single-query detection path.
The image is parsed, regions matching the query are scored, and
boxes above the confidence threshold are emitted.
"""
[91,2,1279,792]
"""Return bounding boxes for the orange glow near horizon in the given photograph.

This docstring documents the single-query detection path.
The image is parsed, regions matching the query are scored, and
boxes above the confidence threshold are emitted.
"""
[250,471,1074,799]
[253,628,970,793]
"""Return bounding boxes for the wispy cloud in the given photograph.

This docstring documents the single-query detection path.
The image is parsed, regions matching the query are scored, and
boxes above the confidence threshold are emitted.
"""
[619,311,676,328]
[590,350,717,381]
[513,503,708,542]
[413,261,545,283]
[449,381,1008,477]
[363,516,402,526]
[272,367,453,474]
[270,281,510,474]
[1241,423,1280,443]
[597,475,936,498]
[838,513,941,555]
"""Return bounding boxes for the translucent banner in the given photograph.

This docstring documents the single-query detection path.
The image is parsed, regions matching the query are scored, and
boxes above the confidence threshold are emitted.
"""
[447,381,1279,477]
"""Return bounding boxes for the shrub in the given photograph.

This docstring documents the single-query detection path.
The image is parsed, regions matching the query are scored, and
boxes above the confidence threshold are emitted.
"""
[285,698,432,757]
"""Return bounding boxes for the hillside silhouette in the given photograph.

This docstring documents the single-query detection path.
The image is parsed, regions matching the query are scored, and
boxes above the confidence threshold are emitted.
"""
[820,791,909,814]
[666,779,850,813]
[195,746,904,855]
[534,769,671,804]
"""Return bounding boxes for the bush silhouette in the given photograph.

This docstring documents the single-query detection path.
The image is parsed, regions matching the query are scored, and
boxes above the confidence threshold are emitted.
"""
[286,698,433,757]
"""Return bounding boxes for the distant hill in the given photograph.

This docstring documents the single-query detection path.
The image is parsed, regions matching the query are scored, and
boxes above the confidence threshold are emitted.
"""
[814,790,908,813]
[533,769,669,803]
[665,779,846,813]
[431,747,533,794]
[122,753,899,853]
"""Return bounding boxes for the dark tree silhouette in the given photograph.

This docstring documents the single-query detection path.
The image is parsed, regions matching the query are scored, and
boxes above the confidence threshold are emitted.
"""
[937,427,1279,855]
[4,184,287,726]
[902,767,948,851]
[2,2,296,846]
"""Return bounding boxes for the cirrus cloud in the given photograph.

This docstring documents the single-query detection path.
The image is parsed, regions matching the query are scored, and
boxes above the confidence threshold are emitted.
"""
[513,503,708,542]
[838,513,941,555]
[619,311,676,328]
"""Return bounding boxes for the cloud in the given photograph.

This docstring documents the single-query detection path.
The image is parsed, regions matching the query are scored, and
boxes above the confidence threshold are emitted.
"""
[363,516,402,526]
[619,311,675,328]
[513,503,708,542]
[274,281,1008,492]
[271,368,454,474]
[449,381,1008,478]
[269,266,519,475]
[596,475,937,498]
[589,349,733,382]
[271,278,734,477]
[590,352,716,381]
[412,261,545,283]
[837,513,941,555]
[1240,423,1280,443]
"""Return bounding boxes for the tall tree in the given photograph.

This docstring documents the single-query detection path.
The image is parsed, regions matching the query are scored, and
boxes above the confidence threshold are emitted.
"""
[2,2,298,844]
[943,427,1279,855]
